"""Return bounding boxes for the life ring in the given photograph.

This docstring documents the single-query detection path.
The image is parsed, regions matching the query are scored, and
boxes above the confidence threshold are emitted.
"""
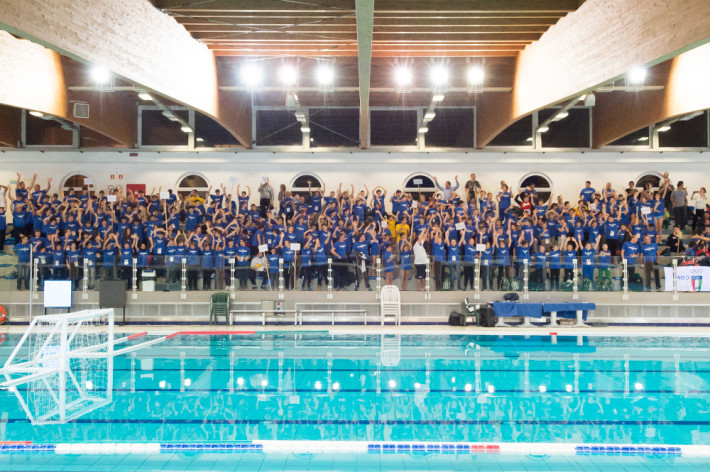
[0,305,6,325]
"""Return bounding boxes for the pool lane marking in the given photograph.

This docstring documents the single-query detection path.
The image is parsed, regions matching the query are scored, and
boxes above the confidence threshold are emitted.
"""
[178,331,256,335]
[126,332,147,341]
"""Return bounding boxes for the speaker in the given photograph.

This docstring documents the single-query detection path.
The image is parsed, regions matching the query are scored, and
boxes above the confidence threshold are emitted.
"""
[99,280,127,309]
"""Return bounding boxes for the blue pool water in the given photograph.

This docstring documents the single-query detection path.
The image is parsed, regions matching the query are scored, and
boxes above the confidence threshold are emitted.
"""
[2,332,710,470]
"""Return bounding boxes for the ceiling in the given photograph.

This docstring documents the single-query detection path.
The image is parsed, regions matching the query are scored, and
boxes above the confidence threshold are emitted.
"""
[152,0,584,57]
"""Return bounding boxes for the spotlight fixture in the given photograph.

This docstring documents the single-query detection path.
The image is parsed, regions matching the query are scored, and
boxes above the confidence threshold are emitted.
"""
[180,125,193,133]
[657,125,671,132]
[424,112,436,120]
[553,111,569,121]
[394,66,412,87]
[196,137,205,143]
[628,67,647,85]
[301,127,311,133]
[240,63,263,90]
[316,63,335,86]
[279,64,298,87]
[637,136,649,142]
[90,66,111,84]
[537,126,550,133]
[418,127,429,133]
[430,64,448,87]
[467,65,485,85]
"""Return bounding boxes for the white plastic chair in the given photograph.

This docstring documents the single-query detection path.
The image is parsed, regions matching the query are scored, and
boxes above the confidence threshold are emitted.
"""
[380,285,401,325]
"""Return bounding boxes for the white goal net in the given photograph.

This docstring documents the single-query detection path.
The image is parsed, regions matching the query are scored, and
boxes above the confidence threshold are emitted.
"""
[1,309,114,424]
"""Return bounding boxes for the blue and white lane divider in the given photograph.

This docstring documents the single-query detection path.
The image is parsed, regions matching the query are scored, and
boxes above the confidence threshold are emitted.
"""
[2,441,707,456]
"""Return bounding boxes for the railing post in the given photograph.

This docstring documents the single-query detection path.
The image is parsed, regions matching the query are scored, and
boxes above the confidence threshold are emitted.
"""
[622,258,629,301]
[672,258,679,301]
[375,257,382,299]
[425,259,431,300]
[229,259,236,300]
[278,258,285,300]
[180,258,187,299]
[131,258,138,300]
[523,259,529,300]
[327,257,333,300]
[32,258,39,301]
[82,258,89,300]
[572,258,579,301]
[474,257,481,300]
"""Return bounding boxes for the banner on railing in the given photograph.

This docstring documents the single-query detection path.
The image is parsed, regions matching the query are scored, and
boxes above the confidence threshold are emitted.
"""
[664,266,710,292]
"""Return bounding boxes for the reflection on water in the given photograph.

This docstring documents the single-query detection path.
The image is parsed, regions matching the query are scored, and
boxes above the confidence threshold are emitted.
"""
[0,333,709,445]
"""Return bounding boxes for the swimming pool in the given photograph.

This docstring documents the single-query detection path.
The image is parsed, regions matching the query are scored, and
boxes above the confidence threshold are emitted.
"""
[2,331,710,470]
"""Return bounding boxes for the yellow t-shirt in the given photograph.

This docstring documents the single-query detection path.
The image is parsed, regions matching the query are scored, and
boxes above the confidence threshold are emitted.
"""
[395,223,410,242]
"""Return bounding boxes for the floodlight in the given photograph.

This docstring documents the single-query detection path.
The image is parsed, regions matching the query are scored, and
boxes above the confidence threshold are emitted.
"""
[241,63,263,89]
[90,66,111,84]
[537,126,549,133]
[657,125,671,132]
[418,127,429,133]
[316,64,334,86]
[432,94,445,102]
[180,125,193,133]
[394,66,412,86]
[628,67,647,85]
[430,64,448,86]
[467,65,485,85]
[279,64,298,86]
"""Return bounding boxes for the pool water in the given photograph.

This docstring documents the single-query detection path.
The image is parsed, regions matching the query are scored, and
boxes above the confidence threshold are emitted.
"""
[1,332,710,470]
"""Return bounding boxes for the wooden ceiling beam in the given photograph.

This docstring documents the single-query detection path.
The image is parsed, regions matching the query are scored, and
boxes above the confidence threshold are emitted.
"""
[593,43,710,148]
[0,0,252,148]
[477,0,710,147]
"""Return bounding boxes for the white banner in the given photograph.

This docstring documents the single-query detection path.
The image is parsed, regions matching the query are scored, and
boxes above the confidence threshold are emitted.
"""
[664,266,710,292]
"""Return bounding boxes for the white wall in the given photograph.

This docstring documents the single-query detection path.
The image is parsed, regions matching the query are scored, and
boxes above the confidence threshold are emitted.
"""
[0,149,708,200]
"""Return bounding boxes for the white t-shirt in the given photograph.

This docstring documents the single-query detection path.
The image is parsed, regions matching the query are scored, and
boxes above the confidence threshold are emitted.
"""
[696,197,707,210]
[413,242,428,265]
[0,187,6,208]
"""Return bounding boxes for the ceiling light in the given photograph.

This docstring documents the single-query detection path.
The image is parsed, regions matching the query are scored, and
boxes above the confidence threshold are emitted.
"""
[29,111,44,118]
[180,125,193,133]
[432,94,445,102]
[279,64,298,86]
[196,137,204,143]
[418,127,428,133]
[554,111,569,120]
[628,67,647,85]
[526,137,533,142]
[537,126,549,133]
[424,112,436,120]
[301,127,310,133]
[316,64,335,86]
[138,92,153,101]
[240,63,263,89]
[394,67,412,86]
[90,66,111,84]
[657,125,671,132]
[467,65,485,85]
[637,136,649,142]
[430,64,448,86]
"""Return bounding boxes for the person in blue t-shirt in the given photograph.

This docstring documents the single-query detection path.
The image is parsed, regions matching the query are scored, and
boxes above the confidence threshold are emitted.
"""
[548,244,562,291]
[641,234,661,290]
[399,242,412,291]
[13,235,31,290]
[621,235,640,286]
[579,181,596,203]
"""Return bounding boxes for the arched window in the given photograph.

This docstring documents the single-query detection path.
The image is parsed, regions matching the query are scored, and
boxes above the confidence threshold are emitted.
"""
[61,173,94,195]
[290,173,323,198]
[177,173,209,200]
[403,173,436,201]
[636,172,661,189]
[518,173,553,202]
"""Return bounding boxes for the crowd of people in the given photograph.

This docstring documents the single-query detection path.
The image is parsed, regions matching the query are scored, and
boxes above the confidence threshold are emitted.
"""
[5,171,709,293]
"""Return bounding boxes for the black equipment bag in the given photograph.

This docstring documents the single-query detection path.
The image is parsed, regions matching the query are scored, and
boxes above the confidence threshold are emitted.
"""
[503,292,519,301]
[448,311,467,327]
[478,305,496,327]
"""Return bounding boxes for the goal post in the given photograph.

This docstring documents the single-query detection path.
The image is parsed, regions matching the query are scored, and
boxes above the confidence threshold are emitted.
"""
[1,308,115,424]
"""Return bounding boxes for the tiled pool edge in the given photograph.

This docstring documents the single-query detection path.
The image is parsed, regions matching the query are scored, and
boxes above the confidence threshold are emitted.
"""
[1,441,703,457]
